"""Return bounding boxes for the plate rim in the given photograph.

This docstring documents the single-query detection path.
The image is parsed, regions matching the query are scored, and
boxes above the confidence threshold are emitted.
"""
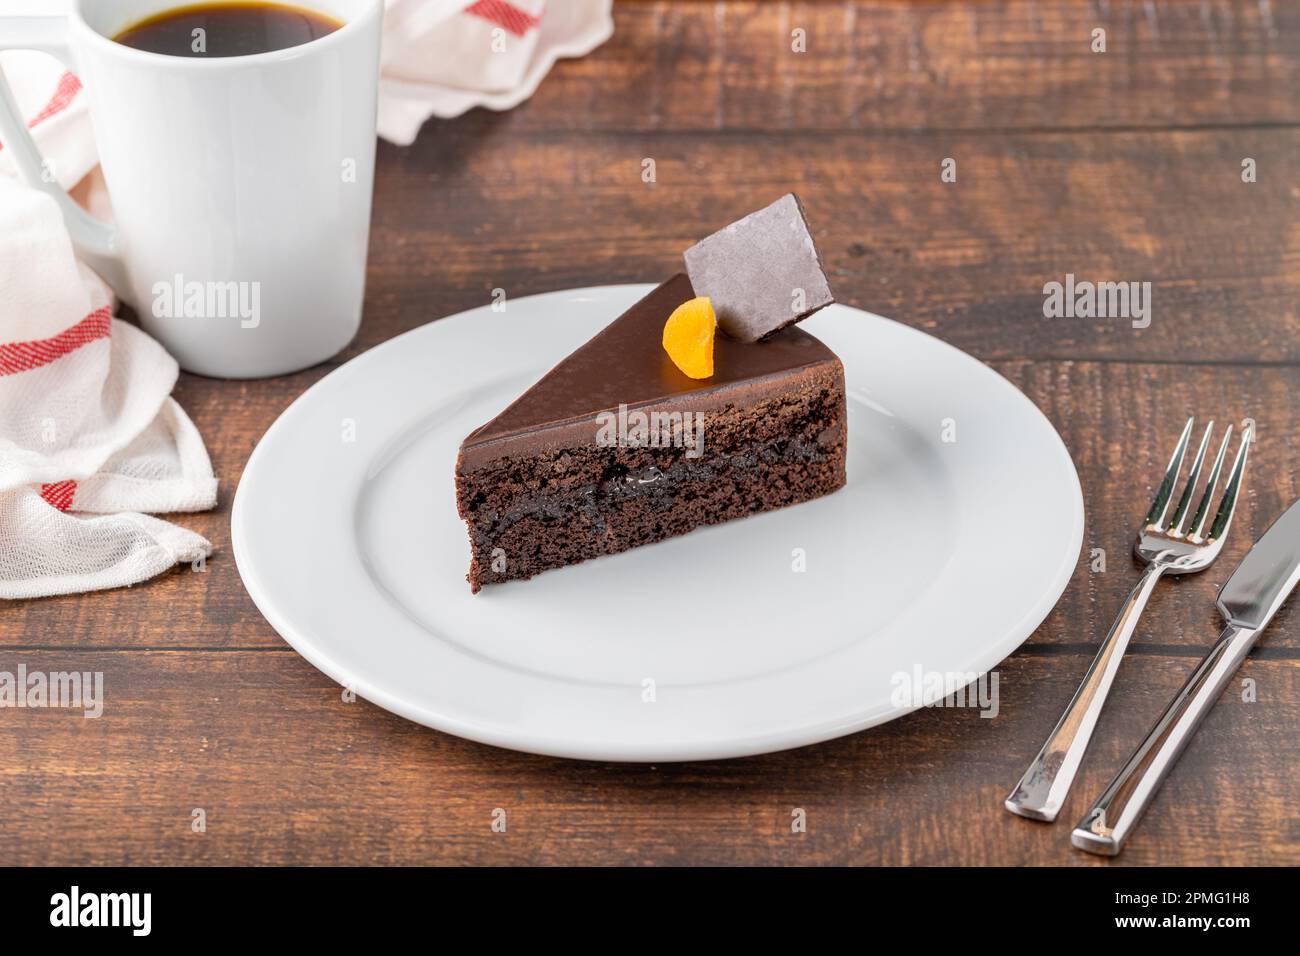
[232,283,1084,761]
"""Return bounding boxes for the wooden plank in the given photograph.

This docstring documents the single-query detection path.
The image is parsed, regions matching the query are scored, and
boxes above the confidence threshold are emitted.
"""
[3,361,1297,650]
[366,126,1300,364]
[0,650,1292,865]
[511,1,1300,132]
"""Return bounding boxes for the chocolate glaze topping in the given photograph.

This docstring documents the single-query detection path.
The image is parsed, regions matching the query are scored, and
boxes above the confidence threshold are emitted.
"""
[459,274,841,469]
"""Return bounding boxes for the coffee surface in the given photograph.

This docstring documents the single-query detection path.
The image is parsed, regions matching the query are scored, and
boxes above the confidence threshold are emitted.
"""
[114,2,341,57]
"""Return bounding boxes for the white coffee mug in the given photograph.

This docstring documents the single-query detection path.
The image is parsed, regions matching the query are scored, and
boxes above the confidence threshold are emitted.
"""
[0,0,383,378]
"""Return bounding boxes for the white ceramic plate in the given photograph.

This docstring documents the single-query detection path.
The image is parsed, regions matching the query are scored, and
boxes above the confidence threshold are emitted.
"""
[232,285,1083,761]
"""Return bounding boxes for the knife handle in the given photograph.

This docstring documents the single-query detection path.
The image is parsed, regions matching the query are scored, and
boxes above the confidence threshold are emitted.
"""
[1071,621,1258,855]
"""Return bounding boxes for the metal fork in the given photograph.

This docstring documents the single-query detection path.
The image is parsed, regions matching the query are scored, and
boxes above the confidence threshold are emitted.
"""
[1004,417,1252,821]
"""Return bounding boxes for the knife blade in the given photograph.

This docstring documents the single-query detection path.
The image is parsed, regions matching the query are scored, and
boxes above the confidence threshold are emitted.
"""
[1217,495,1300,629]
[1072,496,1300,856]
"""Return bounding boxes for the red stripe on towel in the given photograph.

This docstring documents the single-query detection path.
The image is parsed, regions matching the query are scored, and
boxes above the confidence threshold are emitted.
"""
[466,0,541,37]
[39,480,77,512]
[0,307,111,376]
[27,71,82,128]
[0,71,81,153]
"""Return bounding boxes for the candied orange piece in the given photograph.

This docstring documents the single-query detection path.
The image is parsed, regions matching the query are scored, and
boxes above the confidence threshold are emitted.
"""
[662,296,716,379]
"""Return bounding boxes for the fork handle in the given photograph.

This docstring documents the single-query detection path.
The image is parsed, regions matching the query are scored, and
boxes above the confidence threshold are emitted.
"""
[1004,561,1166,821]
[1071,621,1258,855]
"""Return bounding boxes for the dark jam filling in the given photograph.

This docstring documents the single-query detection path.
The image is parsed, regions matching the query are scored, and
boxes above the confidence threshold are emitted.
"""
[474,431,830,541]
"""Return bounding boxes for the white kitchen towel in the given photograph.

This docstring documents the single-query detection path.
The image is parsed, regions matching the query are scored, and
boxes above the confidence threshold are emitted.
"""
[378,0,615,145]
[0,69,216,600]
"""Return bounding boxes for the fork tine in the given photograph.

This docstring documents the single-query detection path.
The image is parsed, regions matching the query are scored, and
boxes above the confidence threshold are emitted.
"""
[1188,425,1232,539]
[1144,417,1194,528]
[1206,422,1253,540]
[1169,422,1215,534]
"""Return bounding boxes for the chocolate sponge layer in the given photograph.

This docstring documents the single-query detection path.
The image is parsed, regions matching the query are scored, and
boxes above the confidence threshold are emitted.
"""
[455,362,846,592]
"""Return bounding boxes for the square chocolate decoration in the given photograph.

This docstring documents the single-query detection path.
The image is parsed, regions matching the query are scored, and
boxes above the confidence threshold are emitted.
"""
[683,193,835,342]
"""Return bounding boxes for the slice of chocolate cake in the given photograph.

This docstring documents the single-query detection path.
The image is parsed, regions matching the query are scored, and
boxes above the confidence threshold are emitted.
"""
[455,273,846,591]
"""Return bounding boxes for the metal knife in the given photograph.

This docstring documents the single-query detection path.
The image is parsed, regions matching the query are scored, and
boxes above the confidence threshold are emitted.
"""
[1072,495,1300,856]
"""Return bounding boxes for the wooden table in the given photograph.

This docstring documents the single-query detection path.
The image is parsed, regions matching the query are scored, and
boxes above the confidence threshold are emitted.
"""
[3,0,1297,866]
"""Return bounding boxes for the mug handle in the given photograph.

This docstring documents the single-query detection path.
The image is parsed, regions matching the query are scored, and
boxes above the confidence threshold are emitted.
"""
[0,15,126,293]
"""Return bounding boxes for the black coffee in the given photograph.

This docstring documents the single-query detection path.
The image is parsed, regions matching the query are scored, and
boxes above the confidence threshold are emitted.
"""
[114,2,342,57]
